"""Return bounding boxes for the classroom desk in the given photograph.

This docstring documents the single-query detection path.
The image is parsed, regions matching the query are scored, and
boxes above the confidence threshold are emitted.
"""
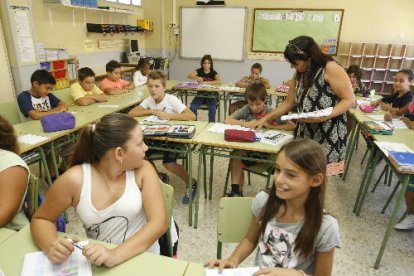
[220,87,278,117]
[173,83,223,121]
[0,226,189,276]
[191,124,293,228]
[0,228,15,245]
[342,98,383,180]
[15,87,149,183]
[136,118,209,226]
[184,262,204,275]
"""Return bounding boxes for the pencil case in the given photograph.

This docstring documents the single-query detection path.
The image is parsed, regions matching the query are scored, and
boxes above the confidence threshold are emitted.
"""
[224,129,256,142]
[41,112,76,133]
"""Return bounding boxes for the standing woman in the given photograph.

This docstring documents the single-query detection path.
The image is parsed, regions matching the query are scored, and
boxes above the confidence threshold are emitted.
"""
[253,36,354,176]
[31,113,167,267]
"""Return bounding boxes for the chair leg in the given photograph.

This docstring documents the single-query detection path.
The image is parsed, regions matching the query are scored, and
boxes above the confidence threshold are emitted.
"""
[247,171,252,186]
[209,154,214,200]
[381,180,400,214]
[372,164,387,193]
[360,148,369,165]
[217,242,222,259]
[223,161,231,197]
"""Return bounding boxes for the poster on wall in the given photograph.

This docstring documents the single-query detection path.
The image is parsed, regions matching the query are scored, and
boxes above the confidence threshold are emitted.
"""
[15,10,30,37]
[18,37,36,63]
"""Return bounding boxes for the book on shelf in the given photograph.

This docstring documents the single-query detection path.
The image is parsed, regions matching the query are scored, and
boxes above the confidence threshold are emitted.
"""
[141,124,196,138]
[388,151,414,172]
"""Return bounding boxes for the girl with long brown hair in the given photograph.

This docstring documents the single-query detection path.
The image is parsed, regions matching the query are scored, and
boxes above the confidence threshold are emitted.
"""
[205,139,341,275]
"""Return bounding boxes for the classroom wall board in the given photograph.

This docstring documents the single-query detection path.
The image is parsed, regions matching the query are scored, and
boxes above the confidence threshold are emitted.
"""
[252,9,344,54]
[180,6,247,61]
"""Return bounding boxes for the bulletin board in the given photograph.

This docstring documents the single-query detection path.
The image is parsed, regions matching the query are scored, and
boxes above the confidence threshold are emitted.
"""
[252,9,344,54]
[180,6,247,61]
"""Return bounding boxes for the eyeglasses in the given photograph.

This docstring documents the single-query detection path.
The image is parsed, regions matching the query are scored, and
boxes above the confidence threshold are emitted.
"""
[287,40,306,55]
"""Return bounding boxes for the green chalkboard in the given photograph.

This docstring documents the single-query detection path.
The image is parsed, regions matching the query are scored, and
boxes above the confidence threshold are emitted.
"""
[252,9,344,54]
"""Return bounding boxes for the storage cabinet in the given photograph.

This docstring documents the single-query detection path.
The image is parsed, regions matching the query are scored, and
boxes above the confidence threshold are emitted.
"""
[338,42,414,95]
[40,59,78,89]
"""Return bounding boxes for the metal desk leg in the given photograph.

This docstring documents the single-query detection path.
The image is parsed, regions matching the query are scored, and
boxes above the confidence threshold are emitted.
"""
[194,145,205,229]
[223,93,228,119]
[39,147,52,186]
[355,148,382,216]
[187,145,194,227]
[209,153,214,200]
[203,149,207,199]
[374,175,410,269]
[342,118,359,180]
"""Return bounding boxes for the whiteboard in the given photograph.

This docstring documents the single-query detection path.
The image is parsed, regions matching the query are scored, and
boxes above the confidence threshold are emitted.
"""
[180,7,247,61]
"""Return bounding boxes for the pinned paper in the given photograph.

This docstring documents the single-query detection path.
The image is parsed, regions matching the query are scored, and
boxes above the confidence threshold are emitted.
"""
[83,39,95,52]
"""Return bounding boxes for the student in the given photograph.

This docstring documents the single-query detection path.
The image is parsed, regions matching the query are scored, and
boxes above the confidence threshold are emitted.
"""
[187,54,222,122]
[17,69,70,178]
[346,64,366,95]
[128,70,197,204]
[17,69,68,120]
[384,69,414,120]
[100,60,134,95]
[31,113,167,267]
[205,139,341,275]
[371,69,413,113]
[0,115,29,231]
[224,83,295,197]
[70,67,108,106]
[134,58,151,87]
[229,63,271,115]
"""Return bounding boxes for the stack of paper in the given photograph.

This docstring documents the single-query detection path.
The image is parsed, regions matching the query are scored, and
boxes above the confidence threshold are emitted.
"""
[143,115,169,123]
[175,82,199,89]
[281,107,333,120]
[259,130,293,146]
[219,86,243,92]
[389,151,414,172]
[374,141,413,157]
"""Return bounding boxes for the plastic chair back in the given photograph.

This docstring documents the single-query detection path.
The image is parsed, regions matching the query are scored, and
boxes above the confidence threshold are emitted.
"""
[161,182,174,257]
[217,197,254,258]
[0,101,21,124]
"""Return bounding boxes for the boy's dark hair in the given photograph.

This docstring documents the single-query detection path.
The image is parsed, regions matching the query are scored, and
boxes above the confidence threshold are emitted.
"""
[245,83,267,102]
[78,67,95,82]
[0,115,19,154]
[31,69,56,85]
[346,64,362,81]
[147,70,167,87]
[397,69,414,81]
[251,63,263,72]
[106,60,121,72]
[137,58,150,70]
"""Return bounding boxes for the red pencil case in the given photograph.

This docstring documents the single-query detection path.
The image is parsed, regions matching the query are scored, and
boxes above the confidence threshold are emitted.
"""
[224,129,256,142]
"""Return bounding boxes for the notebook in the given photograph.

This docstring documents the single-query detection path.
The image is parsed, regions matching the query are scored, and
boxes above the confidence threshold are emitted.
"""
[142,124,196,138]
[361,121,394,135]
[389,151,414,172]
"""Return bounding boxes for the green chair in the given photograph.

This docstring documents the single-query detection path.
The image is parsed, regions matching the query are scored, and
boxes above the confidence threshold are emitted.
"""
[217,197,254,259]
[161,182,175,257]
[0,101,21,124]
[24,174,40,221]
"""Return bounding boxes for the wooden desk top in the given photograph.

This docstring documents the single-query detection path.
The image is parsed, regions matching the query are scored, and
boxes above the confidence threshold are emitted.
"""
[192,123,293,153]
[0,226,188,276]
[0,228,15,245]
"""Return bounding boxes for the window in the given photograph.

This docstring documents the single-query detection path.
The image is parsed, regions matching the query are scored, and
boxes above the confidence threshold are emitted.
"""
[106,0,142,5]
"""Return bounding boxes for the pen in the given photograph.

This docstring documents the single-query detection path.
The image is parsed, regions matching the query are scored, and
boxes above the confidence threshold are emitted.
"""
[162,107,166,112]
[72,241,84,250]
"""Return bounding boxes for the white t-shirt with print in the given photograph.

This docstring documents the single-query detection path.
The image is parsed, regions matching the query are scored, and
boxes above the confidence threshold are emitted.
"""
[140,94,186,114]
[252,191,341,274]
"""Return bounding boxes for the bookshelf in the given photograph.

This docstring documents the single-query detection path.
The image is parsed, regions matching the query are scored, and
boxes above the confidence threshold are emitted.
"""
[40,58,78,89]
[338,42,414,95]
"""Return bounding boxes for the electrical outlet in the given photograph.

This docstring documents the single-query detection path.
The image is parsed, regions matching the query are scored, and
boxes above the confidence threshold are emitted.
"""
[173,27,180,35]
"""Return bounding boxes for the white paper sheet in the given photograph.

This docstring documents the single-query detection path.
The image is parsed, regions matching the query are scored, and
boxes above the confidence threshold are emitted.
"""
[260,130,293,146]
[367,115,385,121]
[97,104,120,108]
[390,119,409,129]
[18,134,48,145]
[207,123,250,134]
[374,141,413,157]
[20,250,91,276]
[281,107,333,120]
[143,115,169,123]
[205,267,260,276]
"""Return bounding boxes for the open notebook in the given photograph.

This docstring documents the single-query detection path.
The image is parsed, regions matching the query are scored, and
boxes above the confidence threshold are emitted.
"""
[142,124,196,139]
